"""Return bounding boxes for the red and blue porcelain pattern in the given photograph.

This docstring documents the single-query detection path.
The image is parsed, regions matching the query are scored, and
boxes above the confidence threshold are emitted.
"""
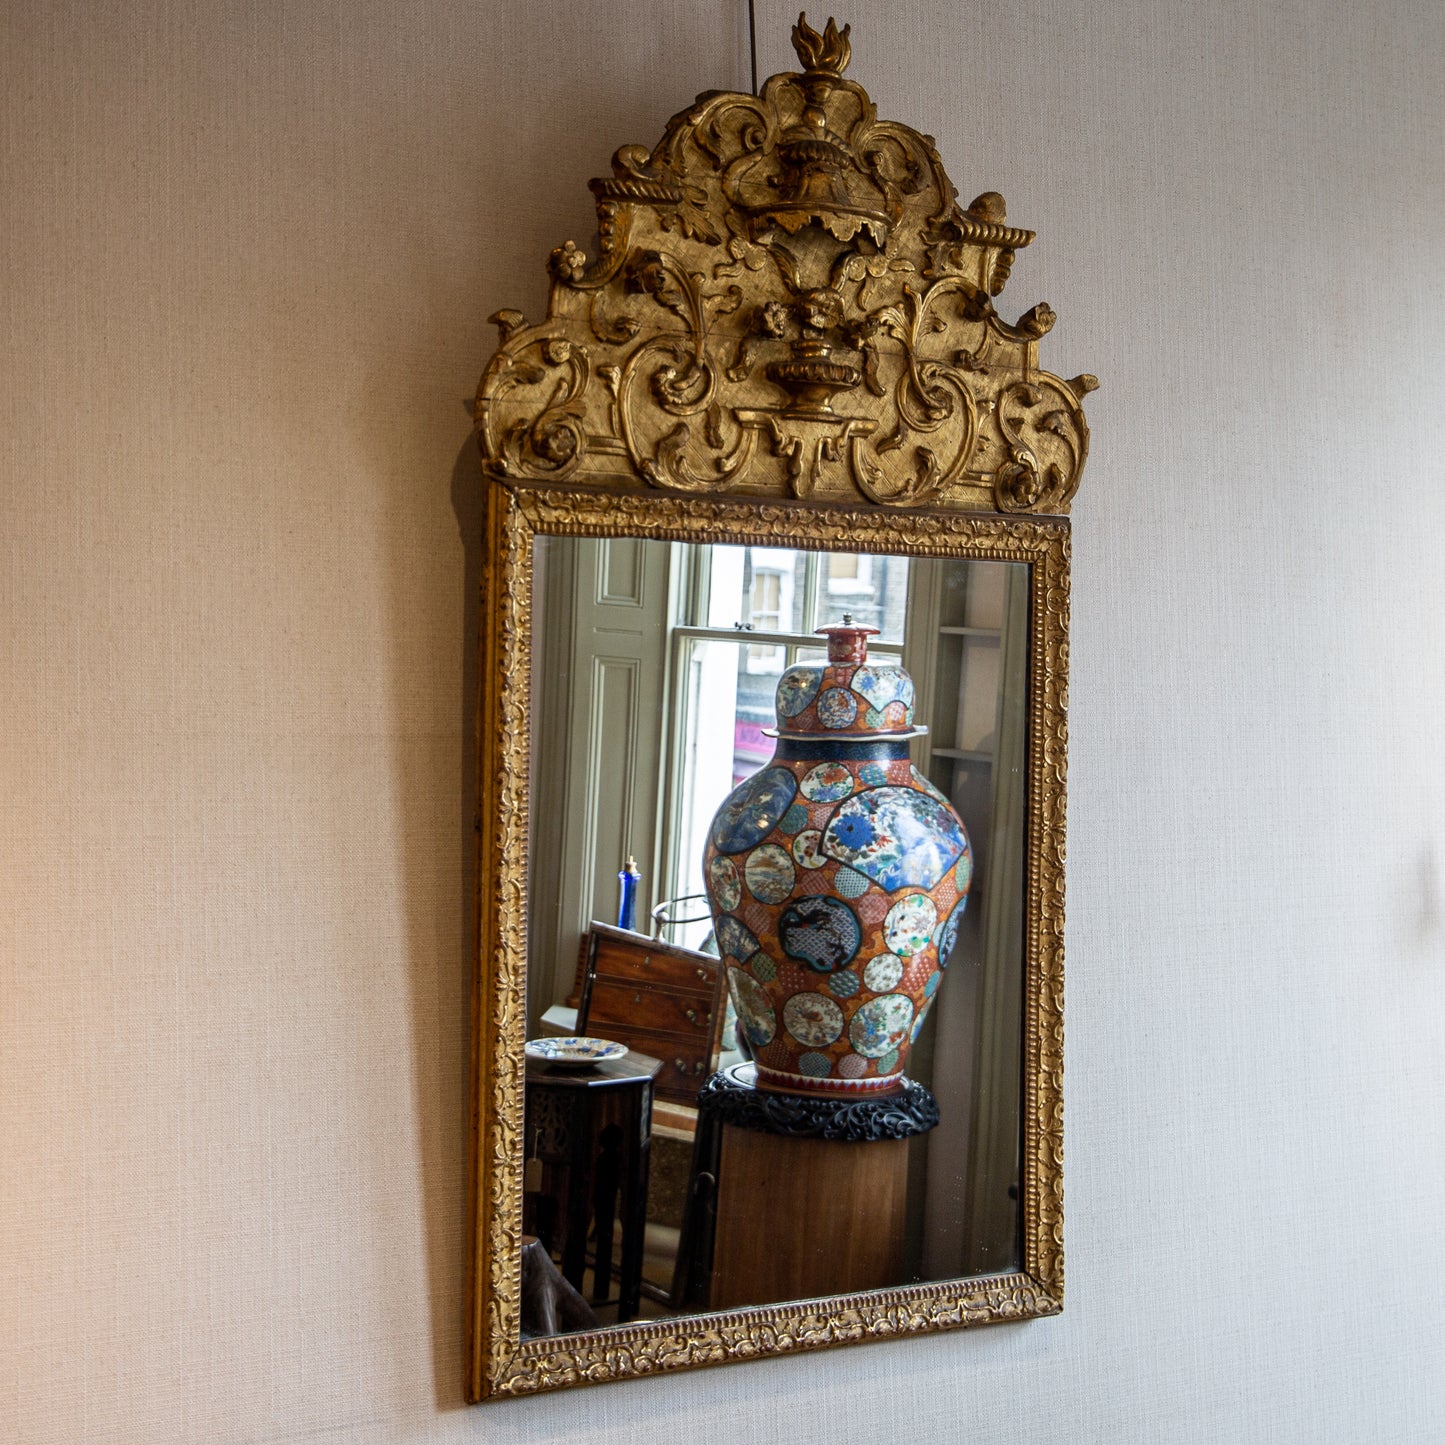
[703,622,972,1096]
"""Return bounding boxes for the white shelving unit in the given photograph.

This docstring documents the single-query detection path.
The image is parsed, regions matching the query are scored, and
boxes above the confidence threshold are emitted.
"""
[903,558,1030,1281]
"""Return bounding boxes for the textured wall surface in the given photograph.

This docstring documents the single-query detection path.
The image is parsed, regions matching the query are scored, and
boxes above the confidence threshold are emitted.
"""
[3,1,1443,1441]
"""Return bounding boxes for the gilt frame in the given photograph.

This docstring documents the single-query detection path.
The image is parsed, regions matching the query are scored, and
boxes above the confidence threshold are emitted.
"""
[466,486,1068,1400]
[466,14,1088,1400]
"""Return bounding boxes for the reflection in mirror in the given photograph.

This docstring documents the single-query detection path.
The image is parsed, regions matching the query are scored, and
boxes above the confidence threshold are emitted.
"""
[521,534,1027,1335]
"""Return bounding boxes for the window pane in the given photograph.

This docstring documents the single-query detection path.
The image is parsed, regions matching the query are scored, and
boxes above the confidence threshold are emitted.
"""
[708,545,910,643]
[709,546,809,632]
[732,640,783,778]
[751,571,781,627]
[668,635,766,950]
[811,551,910,641]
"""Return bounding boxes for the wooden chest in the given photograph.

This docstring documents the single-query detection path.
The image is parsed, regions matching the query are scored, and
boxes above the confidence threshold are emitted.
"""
[577,924,724,1108]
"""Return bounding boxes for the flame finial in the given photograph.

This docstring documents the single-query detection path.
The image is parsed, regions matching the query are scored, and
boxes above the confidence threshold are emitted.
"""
[791,13,852,76]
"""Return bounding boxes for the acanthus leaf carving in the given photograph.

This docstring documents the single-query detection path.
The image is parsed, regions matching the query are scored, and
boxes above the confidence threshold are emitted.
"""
[476,17,1094,513]
[477,18,1093,513]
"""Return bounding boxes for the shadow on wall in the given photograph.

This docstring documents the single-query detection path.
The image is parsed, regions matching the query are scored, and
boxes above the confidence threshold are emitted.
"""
[365,8,753,1413]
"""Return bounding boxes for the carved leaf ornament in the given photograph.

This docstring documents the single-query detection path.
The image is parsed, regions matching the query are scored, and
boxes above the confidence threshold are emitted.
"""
[476,14,1096,514]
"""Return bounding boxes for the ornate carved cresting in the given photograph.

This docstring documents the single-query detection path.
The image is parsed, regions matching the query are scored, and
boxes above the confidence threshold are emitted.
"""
[476,15,1096,514]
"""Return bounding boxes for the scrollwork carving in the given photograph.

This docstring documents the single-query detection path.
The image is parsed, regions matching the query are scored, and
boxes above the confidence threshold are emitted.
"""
[475,12,1094,514]
[478,329,592,481]
[698,1067,940,1140]
[992,376,1093,514]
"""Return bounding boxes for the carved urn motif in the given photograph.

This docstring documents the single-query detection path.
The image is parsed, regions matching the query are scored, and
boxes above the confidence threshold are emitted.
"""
[702,621,971,1096]
[476,14,1097,514]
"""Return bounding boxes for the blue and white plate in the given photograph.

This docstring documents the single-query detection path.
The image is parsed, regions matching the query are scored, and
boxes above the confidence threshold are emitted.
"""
[525,1036,628,1069]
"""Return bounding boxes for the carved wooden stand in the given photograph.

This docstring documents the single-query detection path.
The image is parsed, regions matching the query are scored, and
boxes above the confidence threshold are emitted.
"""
[699,1063,938,1308]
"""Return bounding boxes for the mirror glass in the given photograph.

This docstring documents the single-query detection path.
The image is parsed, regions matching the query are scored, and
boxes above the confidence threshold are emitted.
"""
[521,533,1028,1332]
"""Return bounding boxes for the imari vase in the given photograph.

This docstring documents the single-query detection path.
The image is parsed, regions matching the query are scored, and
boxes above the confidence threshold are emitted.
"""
[702,621,972,1097]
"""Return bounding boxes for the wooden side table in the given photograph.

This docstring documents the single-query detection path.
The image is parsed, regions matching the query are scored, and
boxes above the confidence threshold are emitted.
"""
[522,1050,661,1323]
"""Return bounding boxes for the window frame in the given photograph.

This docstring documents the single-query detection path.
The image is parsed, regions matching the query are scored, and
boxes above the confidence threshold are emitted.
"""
[655,545,907,942]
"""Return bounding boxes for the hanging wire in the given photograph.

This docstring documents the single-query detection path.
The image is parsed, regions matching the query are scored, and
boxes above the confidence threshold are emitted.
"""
[748,0,759,94]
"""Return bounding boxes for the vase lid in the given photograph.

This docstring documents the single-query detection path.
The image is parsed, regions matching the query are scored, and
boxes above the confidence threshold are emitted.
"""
[817,618,879,665]
[766,614,925,741]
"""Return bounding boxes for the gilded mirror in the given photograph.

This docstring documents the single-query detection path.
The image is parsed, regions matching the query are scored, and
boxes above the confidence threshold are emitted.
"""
[467,15,1092,1400]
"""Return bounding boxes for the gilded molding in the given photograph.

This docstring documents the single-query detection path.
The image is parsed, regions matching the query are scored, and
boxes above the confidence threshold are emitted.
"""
[467,486,1068,1399]
[468,487,535,1398]
[474,15,1095,515]
[498,1273,1060,1396]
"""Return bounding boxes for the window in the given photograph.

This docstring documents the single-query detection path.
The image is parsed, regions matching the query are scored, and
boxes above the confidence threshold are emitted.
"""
[660,545,910,949]
[744,559,788,671]
[825,550,872,595]
[748,567,783,629]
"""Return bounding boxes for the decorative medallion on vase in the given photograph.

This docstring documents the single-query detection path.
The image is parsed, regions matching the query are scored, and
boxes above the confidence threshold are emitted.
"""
[703,620,971,1096]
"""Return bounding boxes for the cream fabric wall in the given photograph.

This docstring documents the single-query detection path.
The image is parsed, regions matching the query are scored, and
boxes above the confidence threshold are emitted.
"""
[3,0,1442,1440]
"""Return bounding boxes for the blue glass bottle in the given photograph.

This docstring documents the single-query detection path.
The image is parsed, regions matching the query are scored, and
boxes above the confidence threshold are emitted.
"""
[617,855,641,932]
